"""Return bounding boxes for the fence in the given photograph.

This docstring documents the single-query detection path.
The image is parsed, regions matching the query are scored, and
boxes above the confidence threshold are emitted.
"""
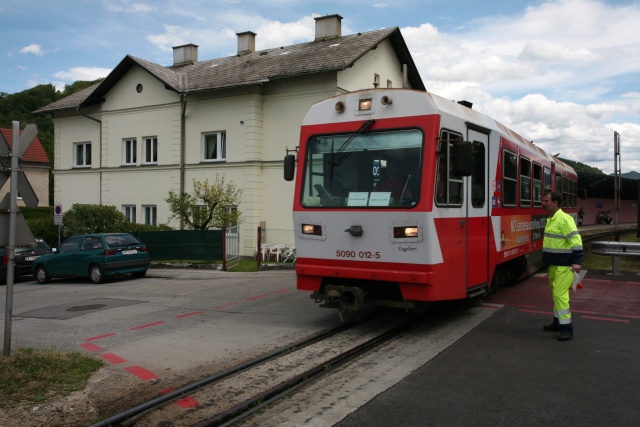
[224,226,240,270]
[256,227,296,268]
[137,230,222,262]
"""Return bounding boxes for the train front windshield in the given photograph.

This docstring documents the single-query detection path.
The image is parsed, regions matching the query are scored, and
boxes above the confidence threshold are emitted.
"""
[300,129,423,208]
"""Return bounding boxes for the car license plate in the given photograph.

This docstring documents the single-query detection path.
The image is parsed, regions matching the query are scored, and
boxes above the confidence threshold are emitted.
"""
[121,250,138,255]
[25,256,39,261]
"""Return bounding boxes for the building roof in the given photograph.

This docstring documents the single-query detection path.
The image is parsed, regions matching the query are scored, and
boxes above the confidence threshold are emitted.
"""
[0,128,51,165]
[35,27,424,114]
[578,172,638,200]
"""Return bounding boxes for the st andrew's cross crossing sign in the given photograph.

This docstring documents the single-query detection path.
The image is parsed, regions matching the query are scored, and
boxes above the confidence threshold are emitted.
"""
[0,123,39,246]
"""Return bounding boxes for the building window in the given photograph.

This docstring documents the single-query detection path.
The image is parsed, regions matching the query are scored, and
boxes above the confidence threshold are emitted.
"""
[123,205,136,223]
[144,137,157,164]
[373,73,380,88]
[74,142,91,167]
[502,149,517,207]
[123,138,136,165]
[387,79,392,88]
[143,205,157,226]
[202,131,226,161]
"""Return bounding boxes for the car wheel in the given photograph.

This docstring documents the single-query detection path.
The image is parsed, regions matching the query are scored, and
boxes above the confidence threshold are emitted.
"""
[35,265,51,284]
[89,264,106,284]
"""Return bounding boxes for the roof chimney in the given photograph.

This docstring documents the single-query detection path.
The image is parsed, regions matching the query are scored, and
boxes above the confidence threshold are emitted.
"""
[172,43,198,66]
[314,14,343,41]
[237,31,256,55]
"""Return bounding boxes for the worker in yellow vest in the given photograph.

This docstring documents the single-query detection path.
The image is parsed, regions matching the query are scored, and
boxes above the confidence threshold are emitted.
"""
[541,191,584,341]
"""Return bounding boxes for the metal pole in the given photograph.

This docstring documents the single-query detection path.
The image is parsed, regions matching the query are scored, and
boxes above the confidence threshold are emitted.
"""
[613,131,621,242]
[3,121,20,356]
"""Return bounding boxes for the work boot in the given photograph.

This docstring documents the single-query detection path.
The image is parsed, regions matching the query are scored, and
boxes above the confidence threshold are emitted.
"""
[557,323,573,341]
[557,332,573,341]
[543,318,560,332]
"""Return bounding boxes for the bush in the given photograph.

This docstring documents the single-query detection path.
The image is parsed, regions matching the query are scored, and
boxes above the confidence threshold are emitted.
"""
[22,205,172,247]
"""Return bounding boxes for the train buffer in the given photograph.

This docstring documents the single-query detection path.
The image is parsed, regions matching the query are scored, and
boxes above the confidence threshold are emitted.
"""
[591,241,640,276]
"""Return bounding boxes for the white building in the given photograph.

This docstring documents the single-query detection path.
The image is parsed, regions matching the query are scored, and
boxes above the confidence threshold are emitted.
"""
[35,15,424,255]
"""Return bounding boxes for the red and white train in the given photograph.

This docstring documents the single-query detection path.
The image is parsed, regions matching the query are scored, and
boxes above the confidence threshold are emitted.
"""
[284,89,578,313]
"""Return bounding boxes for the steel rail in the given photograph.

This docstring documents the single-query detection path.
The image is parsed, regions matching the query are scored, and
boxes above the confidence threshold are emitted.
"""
[195,313,425,427]
[89,313,377,427]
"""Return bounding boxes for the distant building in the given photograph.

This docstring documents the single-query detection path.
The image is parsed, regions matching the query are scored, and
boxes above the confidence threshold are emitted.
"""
[577,172,638,225]
[0,128,51,207]
[34,15,424,255]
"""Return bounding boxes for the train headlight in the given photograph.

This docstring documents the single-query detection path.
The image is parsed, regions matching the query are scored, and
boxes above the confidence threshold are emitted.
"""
[358,98,372,111]
[302,224,323,236]
[393,226,419,238]
[391,222,422,242]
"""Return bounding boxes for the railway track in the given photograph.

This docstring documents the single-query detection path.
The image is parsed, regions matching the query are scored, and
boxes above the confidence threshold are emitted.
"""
[89,309,424,427]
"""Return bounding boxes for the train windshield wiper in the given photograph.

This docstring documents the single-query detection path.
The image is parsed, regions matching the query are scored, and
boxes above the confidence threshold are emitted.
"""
[328,119,375,188]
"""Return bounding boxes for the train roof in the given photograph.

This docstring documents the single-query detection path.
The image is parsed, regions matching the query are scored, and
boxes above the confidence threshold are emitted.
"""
[428,91,575,174]
[305,89,575,176]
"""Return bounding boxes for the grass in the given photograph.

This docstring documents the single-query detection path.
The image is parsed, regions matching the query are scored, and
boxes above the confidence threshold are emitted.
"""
[582,231,640,273]
[0,348,103,410]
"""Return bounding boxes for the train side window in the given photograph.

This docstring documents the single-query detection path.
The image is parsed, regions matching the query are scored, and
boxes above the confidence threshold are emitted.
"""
[520,157,531,208]
[533,163,542,207]
[435,130,464,207]
[543,167,551,192]
[502,149,517,207]
[471,141,485,208]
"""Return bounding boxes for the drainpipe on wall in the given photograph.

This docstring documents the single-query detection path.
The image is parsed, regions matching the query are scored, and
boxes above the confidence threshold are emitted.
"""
[180,93,188,230]
[76,108,102,205]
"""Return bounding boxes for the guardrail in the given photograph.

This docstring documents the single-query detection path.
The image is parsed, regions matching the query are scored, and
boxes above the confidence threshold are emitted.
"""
[591,241,640,276]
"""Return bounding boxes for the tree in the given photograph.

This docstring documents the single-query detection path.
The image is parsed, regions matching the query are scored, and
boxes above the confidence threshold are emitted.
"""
[165,175,243,230]
[61,204,128,236]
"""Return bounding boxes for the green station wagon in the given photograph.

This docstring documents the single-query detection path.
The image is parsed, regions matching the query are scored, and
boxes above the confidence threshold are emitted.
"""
[33,233,150,284]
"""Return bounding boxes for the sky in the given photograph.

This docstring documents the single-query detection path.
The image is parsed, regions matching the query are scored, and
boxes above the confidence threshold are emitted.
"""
[2,0,639,174]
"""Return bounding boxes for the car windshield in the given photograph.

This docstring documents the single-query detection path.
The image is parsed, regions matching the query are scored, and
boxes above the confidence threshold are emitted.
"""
[300,129,423,208]
[105,234,142,248]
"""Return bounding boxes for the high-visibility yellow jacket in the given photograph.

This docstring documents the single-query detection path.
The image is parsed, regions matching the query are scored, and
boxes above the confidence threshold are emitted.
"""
[543,209,584,266]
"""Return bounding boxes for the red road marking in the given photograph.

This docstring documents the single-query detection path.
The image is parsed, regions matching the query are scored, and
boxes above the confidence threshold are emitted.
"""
[126,366,159,380]
[159,388,201,409]
[581,316,630,323]
[80,343,102,352]
[100,353,127,364]
[273,289,289,294]
[86,333,116,341]
[572,310,602,315]
[246,294,268,300]
[214,302,237,309]
[130,321,165,330]
[618,314,640,319]
[175,396,200,408]
[176,311,204,319]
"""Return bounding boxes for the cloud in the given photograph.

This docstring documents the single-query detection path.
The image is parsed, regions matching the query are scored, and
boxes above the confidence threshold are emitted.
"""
[519,40,600,62]
[20,44,45,57]
[53,67,112,82]
[105,0,154,13]
[145,14,317,56]
[399,0,640,173]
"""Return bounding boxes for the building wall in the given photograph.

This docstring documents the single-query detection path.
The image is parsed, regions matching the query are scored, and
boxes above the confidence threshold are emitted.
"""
[337,39,405,90]
[578,198,638,225]
[52,46,405,256]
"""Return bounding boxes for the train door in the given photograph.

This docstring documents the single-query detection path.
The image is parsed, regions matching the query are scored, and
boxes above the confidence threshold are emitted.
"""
[466,128,490,293]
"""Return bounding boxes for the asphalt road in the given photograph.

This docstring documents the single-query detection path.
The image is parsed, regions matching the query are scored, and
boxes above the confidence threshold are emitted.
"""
[1,266,639,426]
